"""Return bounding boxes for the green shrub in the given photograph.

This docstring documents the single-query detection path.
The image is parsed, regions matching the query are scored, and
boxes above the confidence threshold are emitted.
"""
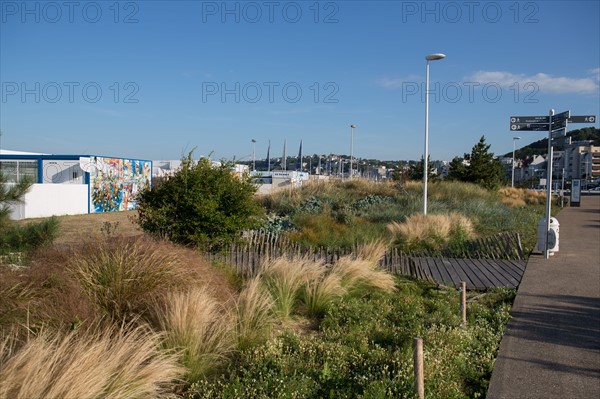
[136,153,264,250]
[1,218,59,254]
[0,171,59,258]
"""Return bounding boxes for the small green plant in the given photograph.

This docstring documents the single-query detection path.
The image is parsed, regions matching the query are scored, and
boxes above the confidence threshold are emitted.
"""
[0,172,59,258]
[0,218,59,257]
[100,221,120,238]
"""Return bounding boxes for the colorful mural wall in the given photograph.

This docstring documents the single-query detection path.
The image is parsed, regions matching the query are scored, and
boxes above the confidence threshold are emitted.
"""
[88,157,151,213]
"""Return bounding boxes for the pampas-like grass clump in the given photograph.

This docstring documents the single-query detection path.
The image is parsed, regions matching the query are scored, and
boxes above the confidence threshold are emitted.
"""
[499,187,546,206]
[154,287,234,382]
[261,255,323,319]
[70,238,188,322]
[388,212,474,251]
[0,324,183,399]
[234,277,275,350]
[301,272,346,318]
[331,242,396,294]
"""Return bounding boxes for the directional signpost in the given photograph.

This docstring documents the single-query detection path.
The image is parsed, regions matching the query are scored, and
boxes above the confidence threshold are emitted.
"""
[568,115,596,124]
[509,110,597,259]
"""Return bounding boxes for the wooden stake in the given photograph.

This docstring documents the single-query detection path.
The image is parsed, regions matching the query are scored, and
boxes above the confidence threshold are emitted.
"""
[461,281,467,326]
[414,337,424,399]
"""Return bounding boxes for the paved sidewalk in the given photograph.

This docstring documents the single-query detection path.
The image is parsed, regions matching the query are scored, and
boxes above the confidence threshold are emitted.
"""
[487,195,600,398]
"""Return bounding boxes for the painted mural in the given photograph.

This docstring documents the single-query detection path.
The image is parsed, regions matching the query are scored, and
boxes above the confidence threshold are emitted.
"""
[89,157,151,213]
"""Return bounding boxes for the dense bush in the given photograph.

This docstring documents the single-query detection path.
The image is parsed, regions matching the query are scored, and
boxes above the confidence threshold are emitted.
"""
[136,154,264,250]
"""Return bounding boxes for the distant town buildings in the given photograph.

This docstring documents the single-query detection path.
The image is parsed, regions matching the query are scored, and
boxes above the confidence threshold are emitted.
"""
[507,140,600,188]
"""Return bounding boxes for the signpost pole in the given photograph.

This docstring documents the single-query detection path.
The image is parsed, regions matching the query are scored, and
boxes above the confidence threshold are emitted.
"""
[544,109,554,259]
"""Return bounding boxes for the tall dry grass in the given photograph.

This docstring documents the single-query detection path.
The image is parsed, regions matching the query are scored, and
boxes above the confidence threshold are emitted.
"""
[387,213,474,251]
[261,255,324,319]
[70,238,189,322]
[154,287,235,382]
[331,242,396,294]
[0,324,183,399]
[499,187,546,207]
[0,283,36,328]
[301,272,345,317]
[260,244,397,319]
[234,277,275,350]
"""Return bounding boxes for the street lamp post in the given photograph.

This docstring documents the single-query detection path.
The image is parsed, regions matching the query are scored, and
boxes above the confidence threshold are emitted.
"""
[512,136,521,187]
[350,124,356,179]
[251,139,257,172]
[423,53,445,216]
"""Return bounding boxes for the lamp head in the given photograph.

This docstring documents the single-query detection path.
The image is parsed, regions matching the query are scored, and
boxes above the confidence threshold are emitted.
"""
[351,124,356,128]
[513,136,521,140]
[425,53,446,61]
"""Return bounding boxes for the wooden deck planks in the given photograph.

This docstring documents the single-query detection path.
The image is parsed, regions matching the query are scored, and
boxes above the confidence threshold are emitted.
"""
[491,260,523,284]
[411,257,525,290]
[444,259,478,289]
[456,258,494,290]
[427,257,455,286]
[471,259,513,287]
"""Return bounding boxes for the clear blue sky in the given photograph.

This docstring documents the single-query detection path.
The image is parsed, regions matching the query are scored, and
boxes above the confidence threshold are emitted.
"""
[1,0,599,162]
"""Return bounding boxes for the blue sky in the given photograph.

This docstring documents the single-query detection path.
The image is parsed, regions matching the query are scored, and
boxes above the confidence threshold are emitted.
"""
[1,0,599,162]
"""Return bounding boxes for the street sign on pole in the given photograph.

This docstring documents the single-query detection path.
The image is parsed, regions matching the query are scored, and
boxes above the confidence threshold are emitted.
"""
[551,128,566,139]
[510,123,549,131]
[510,116,549,124]
[568,115,596,123]
[551,119,567,130]
[551,110,570,122]
[509,111,582,131]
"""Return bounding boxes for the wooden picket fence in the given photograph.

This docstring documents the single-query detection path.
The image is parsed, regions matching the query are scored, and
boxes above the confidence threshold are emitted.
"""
[409,231,525,261]
[203,230,525,281]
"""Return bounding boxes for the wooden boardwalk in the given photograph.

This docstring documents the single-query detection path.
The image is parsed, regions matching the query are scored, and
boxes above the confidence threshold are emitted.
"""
[412,257,526,290]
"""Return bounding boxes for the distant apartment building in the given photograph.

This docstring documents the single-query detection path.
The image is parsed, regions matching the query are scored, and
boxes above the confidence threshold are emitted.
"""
[512,140,599,187]
[564,141,600,182]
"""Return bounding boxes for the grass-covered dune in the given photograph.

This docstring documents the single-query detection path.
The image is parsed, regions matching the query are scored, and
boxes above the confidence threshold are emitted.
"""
[258,179,548,253]
[1,179,552,398]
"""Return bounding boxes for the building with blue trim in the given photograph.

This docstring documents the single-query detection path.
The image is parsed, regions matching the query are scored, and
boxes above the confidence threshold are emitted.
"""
[0,150,152,219]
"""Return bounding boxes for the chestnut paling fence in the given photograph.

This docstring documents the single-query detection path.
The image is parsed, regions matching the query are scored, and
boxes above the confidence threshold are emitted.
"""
[203,230,526,288]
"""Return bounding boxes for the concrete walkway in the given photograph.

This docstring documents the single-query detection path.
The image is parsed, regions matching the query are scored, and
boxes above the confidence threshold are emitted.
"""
[487,195,600,398]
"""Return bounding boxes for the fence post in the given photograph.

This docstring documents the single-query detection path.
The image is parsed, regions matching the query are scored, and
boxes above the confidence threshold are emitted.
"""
[414,337,424,399]
[460,281,467,326]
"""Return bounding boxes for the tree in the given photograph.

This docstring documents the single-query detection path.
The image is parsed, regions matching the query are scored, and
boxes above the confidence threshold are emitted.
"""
[409,156,436,180]
[465,136,506,189]
[135,153,264,250]
[447,156,467,181]
[0,171,31,230]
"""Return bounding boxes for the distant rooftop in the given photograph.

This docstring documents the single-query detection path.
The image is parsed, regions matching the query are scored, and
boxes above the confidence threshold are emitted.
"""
[0,149,50,155]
